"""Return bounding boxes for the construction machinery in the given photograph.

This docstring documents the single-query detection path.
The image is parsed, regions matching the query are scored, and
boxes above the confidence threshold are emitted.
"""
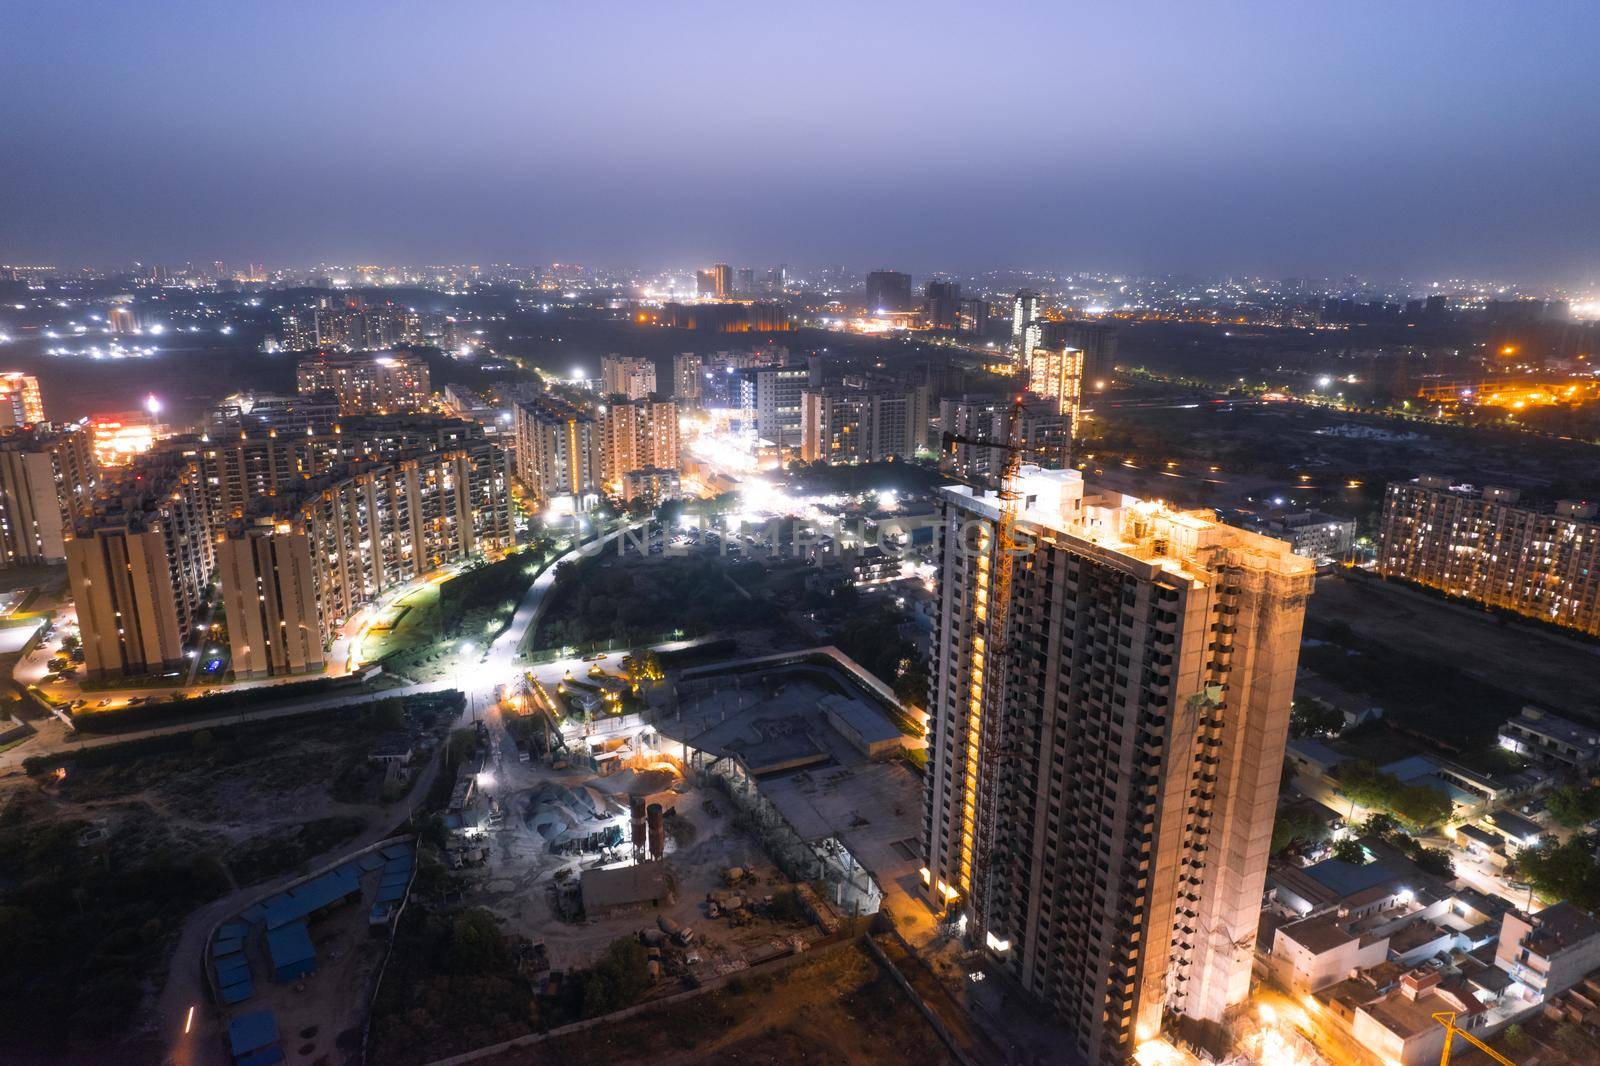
[939,395,1027,938]
[1432,1011,1519,1066]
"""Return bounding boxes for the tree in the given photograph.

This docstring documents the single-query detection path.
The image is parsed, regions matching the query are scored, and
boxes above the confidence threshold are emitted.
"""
[1516,834,1600,911]
[1272,805,1330,853]
[1331,837,1369,864]
[1546,785,1600,829]
[1289,699,1344,739]
[580,937,649,1018]
[444,910,508,975]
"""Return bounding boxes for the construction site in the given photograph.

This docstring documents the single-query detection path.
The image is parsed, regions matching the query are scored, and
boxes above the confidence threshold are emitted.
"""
[436,643,928,996]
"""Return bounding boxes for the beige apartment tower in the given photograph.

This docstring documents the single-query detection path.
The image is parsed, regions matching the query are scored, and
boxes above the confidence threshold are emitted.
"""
[922,468,1313,1063]
[217,526,324,679]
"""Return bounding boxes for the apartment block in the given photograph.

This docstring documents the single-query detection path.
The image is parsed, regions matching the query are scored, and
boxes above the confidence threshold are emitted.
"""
[599,397,679,487]
[295,351,431,413]
[922,467,1313,1062]
[512,396,603,508]
[601,354,657,400]
[67,453,213,679]
[937,395,1070,480]
[0,372,45,427]
[799,382,928,464]
[0,423,96,564]
[1026,344,1085,437]
[1378,476,1600,636]
[217,524,324,679]
[219,444,511,676]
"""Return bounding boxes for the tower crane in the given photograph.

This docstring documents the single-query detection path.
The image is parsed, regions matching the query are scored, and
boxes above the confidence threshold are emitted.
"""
[1432,1011,1519,1066]
[940,395,1027,938]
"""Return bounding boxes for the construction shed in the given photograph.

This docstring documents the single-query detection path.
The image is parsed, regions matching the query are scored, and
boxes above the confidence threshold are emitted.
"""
[263,868,360,930]
[581,862,673,916]
[227,1009,281,1065]
[820,694,905,758]
[265,921,317,983]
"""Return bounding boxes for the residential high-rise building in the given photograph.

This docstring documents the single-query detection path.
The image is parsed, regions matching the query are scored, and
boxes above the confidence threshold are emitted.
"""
[866,270,914,313]
[711,263,733,298]
[513,396,603,507]
[67,451,214,679]
[937,395,1069,479]
[923,468,1313,1062]
[218,443,511,678]
[0,372,45,427]
[0,424,96,564]
[601,354,657,400]
[296,351,431,413]
[1012,289,1042,365]
[924,281,962,330]
[599,397,679,487]
[736,267,755,295]
[216,525,324,679]
[672,352,703,407]
[736,365,810,447]
[800,382,928,464]
[1378,476,1600,636]
[1027,344,1086,437]
[960,297,991,336]
[1044,320,1119,384]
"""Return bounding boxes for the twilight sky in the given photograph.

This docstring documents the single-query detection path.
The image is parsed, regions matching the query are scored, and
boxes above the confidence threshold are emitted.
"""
[2,0,1597,284]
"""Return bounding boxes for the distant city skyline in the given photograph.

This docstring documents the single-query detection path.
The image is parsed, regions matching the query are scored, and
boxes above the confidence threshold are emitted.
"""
[3,2,1599,285]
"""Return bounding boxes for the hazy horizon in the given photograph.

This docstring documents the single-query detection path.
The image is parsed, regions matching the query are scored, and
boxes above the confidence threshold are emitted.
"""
[4,1,1598,286]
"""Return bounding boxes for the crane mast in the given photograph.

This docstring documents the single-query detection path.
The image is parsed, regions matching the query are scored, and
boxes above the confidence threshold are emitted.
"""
[941,396,1027,938]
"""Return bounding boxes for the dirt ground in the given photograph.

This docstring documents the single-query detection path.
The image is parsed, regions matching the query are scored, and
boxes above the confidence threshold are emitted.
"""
[460,749,806,975]
[485,940,956,1066]
[1308,572,1600,720]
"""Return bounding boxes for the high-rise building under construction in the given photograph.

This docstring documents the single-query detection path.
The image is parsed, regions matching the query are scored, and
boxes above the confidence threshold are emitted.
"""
[921,467,1313,1063]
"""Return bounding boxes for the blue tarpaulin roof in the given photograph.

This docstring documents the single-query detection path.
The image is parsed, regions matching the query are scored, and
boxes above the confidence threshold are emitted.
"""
[240,903,268,924]
[228,1009,279,1055]
[237,1047,285,1066]
[220,978,255,1005]
[381,843,413,860]
[213,937,244,957]
[265,922,315,970]
[336,861,363,879]
[383,856,413,873]
[215,957,250,983]
[219,920,250,940]
[264,869,359,930]
[357,852,385,871]
[375,882,407,904]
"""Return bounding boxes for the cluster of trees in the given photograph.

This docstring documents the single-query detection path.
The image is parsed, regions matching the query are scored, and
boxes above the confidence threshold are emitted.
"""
[1513,834,1600,912]
[1271,803,1332,853]
[1337,761,1454,829]
[0,792,232,1054]
[1545,785,1600,829]
[1355,813,1454,877]
[537,555,768,648]
[368,908,542,1064]
[370,907,653,1064]
[831,601,929,709]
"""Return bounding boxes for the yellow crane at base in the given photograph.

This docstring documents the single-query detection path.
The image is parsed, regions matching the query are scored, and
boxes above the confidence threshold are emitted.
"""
[1433,1011,1519,1066]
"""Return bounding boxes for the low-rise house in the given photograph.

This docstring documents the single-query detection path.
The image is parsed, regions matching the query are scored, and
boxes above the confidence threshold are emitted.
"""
[1352,969,1487,1066]
[1496,903,1600,1001]
[1499,705,1600,770]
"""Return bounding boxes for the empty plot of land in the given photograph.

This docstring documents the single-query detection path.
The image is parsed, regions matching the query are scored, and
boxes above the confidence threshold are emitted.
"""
[485,940,956,1066]
[1309,574,1600,722]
